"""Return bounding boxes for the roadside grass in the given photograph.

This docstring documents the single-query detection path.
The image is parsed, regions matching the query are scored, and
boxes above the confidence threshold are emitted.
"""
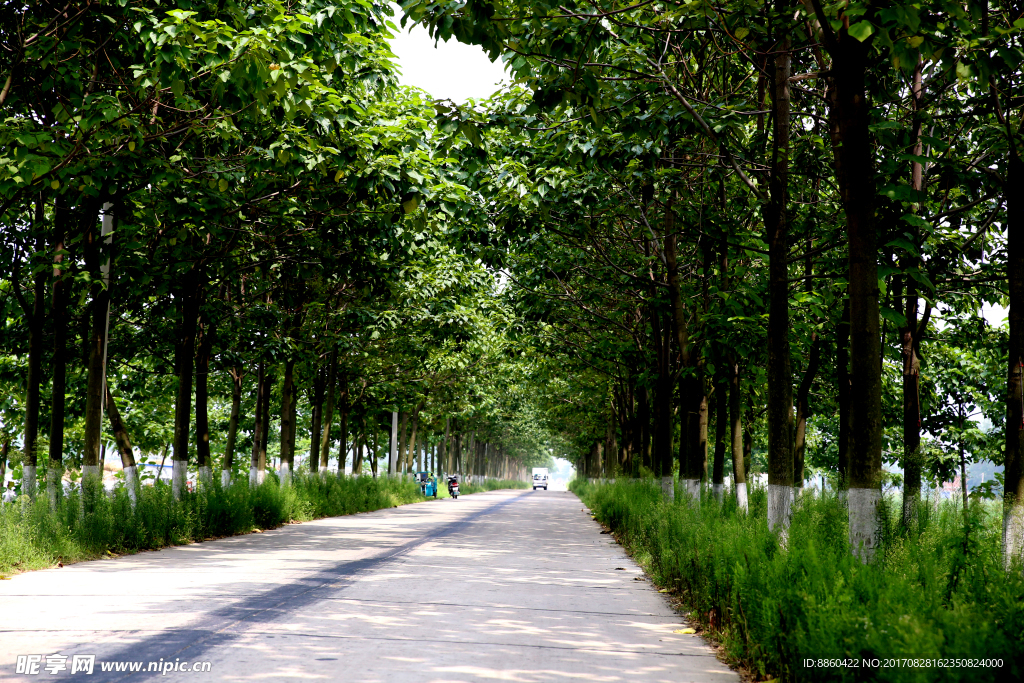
[570,478,1024,682]
[0,474,518,576]
[460,478,530,495]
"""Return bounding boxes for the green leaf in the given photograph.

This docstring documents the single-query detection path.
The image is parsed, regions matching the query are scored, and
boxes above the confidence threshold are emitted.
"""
[847,21,874,42]
[901,214,930,229]
[885,237,920,256]
[880,306,908,329]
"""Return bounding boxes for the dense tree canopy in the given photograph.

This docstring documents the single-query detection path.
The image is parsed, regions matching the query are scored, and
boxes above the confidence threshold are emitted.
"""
[2,0,1023,566]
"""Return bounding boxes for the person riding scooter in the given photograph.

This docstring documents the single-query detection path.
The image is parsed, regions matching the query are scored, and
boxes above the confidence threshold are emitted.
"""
[447,475,460,499]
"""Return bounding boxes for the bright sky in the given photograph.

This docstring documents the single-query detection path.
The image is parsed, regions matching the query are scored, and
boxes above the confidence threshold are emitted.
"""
[387,6,509,103]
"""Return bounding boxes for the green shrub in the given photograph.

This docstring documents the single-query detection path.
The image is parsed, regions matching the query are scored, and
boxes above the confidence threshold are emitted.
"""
[570,478,1024,682]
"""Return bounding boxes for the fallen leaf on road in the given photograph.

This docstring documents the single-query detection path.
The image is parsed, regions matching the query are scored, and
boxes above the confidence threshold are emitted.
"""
[674,628,696,634]
[658,589,670,593]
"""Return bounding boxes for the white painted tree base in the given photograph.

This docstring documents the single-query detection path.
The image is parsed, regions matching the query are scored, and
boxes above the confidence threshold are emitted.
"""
[682,478,700,501]
[248,466,258,487]
[197,466,212,488]
[767,484,792,535]
[735,482,748,512]
[1004,500,1024,570]
[319,465,330,477]
[848,487,881,563]
[22,465,36,499]
[713,484,723,503]
[279,463,291,487]
[123,465,139,507]
[221,470,231,487]
[171,461,186,499]
[46,467,61,508]
[81,465,100,481]
[661,476,674,501]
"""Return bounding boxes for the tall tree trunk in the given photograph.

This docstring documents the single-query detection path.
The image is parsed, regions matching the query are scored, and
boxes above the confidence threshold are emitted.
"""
[195,312,213,486]
[619,390,632,471]
[351,427,364,477]
[398,410,408,475]
[901,286,925,524]
[794,334,822,496]
[408,409,420,474]
[836,298,852,488]
[831,30,883,563]
[223,367,242,487]
[249,362,265,486]
[319,352,337,473]
[171,272,198,500]
[713,370,727,502]
[441,417,450,476]
[765,14,794,535]
[259,365,273,482]
[83,204,114,494]
[902,58,926,528]
[637,387,651,475]
[453,429,462,477]
[959,406,968,511]
[665,232,700,498]
[698,391,709,481]
[104,383,139,505]
[653,307,674,499]
[743,425,753,480]
[48,202,70,507]
[279,359,296,485]
[1004,130,1024,568]
[730,360,748,510]
[337,406,349,474]
[310,365,325,474]
[22,202,46,500]
[388,411,398,476]
[605,408,617,478]
[416,430,423,472]
[0,440,8,497]
[372,425,379,478]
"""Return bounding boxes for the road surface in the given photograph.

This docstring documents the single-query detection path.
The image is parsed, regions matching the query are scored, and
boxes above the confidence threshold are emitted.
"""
[1,489,737,682]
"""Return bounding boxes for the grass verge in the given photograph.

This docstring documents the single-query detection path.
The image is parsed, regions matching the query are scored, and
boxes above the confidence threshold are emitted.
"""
[570,477,1023,682]
[459,478,530,495]
[0,475,525,576]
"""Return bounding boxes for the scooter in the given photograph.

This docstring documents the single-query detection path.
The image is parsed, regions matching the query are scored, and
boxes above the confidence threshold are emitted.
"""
[447,475,460,500]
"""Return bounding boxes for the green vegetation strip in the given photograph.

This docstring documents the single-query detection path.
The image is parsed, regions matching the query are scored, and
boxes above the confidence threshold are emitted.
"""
[0,477,526,576]
[571,478,1023,682]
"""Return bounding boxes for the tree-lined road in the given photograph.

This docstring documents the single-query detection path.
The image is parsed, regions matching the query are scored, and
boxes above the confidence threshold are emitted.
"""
[1,490,735,682]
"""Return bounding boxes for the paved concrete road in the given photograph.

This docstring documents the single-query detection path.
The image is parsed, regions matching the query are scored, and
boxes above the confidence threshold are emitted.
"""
[1,489,737,683]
